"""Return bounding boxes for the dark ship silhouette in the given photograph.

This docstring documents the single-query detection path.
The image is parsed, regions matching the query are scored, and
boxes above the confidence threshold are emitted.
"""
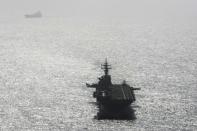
[86,59,140,119]
[25,11,42,18]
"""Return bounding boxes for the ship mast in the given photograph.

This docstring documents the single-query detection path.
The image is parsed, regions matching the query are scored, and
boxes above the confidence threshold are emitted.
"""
[101,58,111,75]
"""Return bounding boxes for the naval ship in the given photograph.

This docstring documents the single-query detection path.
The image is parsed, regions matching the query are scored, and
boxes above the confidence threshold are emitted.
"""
[25,11,42,18]
[86,59,140,119]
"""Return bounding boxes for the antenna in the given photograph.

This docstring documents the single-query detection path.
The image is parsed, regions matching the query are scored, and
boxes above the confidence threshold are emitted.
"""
[101,58,111,75]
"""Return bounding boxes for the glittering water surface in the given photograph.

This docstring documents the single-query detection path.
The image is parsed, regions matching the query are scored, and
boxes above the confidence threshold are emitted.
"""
[0,18,196,130]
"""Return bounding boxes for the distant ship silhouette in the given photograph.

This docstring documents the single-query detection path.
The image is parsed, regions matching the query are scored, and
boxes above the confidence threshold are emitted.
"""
[25,11,42,18]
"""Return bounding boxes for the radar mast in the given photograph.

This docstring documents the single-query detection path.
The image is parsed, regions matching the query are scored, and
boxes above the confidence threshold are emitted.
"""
[101,58,111,75]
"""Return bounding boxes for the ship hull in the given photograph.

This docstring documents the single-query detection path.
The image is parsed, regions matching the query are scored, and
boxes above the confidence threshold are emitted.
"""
[25,15,42,18]
[98,99,133,108]
[97,102,136,120]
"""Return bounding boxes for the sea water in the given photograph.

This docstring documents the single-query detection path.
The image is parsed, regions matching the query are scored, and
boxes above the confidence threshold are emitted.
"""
[0,17,196,130]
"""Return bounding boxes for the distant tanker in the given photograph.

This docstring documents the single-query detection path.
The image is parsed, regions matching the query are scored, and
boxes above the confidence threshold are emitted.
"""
[25,11,42,18]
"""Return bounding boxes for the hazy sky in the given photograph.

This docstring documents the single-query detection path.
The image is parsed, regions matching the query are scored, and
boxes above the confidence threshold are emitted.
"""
[0,0,196,20]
